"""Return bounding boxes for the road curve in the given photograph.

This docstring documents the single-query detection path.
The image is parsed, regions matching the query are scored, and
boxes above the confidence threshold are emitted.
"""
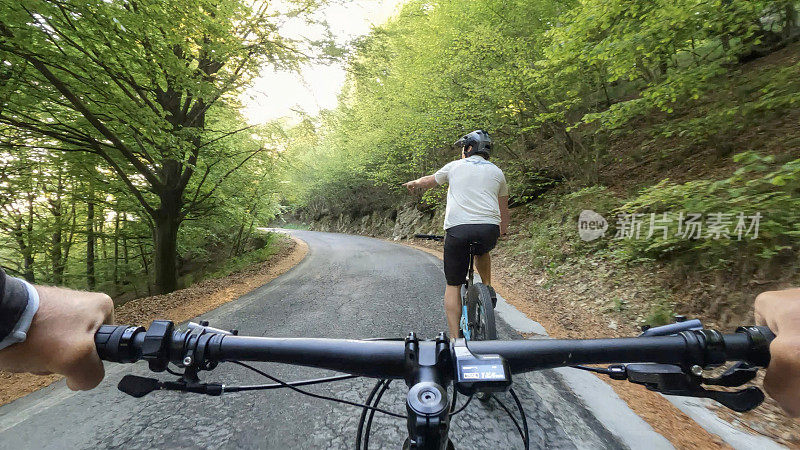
[0,230,663,449]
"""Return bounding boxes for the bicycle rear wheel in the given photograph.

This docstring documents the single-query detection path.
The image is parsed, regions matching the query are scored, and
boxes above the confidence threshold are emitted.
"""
[466,282,497,403]
[466,283,497,341]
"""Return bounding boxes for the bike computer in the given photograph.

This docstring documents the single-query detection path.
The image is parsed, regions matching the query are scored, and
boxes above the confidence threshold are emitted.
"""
[452,338,512,395]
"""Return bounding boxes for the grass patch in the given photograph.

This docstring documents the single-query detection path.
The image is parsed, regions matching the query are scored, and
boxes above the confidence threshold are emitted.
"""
[279,222,310,230]
[645,300,675,327]
[201,232,284,281]
[512,185,620,269]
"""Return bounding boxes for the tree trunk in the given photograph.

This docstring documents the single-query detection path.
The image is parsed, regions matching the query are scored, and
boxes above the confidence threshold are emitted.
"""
[232,222,246,257]
[786,3,798,39]
[152,190,181,294]
[50,172,64,284]
[13,218,35,283]
[138,239,151,296]
[64,202,76,265]
[22,253,34,282]
[244,214,257,252]
[113,210,120,286]
[122,213,129,267]
[23,194,35,282]
[86,193,96,290]
[99,205,107,274]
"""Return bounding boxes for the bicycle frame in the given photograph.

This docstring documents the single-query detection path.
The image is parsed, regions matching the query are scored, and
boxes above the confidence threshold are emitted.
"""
[459,243,477,340]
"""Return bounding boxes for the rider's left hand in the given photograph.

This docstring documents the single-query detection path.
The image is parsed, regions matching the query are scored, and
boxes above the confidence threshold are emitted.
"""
[0,285,114,391]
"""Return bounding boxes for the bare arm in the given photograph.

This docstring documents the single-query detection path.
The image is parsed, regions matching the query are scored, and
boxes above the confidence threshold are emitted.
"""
[402,175,439,193]
[499,195,510,235]
[0,285,114,390]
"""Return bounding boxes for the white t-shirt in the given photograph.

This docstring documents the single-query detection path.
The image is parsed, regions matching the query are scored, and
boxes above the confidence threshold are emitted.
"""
[434,155,508,230]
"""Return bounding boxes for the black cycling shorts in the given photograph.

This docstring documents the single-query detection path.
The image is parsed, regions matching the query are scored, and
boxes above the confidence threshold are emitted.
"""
[443,224,500,286]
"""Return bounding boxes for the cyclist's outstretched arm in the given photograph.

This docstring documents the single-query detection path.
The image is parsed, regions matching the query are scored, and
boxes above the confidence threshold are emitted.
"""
[755,287,800,416]
[402,175,439,193]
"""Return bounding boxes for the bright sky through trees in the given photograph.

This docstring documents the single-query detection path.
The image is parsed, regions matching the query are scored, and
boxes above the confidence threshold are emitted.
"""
[241,0,405,124]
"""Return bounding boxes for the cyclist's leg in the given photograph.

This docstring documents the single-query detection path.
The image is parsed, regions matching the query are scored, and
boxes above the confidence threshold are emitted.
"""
[444,285,461,338]
[474,252,491,285]
[472,224,500,286]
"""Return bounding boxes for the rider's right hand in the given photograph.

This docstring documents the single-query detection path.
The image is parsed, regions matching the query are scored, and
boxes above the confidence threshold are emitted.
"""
[755,287,800,416]
[0,285,114,391]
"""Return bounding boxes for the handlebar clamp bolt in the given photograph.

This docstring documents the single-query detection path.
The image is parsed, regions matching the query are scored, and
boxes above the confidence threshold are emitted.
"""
[690,365,703,377]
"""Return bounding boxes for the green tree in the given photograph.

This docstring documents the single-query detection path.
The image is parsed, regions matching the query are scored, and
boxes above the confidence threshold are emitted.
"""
[0,0,321,292]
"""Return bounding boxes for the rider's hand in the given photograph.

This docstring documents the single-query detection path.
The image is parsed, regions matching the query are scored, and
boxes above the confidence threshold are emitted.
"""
[402,180,416,193]
[754,288,800,416]
[0,285,114,391]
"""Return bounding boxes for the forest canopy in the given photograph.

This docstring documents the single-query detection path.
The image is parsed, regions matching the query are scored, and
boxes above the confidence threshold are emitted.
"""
[0,0,327,294]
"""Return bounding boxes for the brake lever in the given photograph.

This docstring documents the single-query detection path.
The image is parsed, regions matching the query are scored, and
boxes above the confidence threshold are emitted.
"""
[118,375,224,398]
[701,361,759,387]
[609,363,765,412]
[118,375,161,398]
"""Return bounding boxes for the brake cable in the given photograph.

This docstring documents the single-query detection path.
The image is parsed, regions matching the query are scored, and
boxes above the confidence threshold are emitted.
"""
[356,380,388,450]
[509,388,530,450]
[231,361,407,419]
[571,364,617,375]
[450,392,473,415]
[229,373,358,392]
[363,379,393,449]
[492,390,530,450]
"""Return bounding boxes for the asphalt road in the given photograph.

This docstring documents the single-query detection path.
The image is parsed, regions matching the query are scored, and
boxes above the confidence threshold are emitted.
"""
[0,230,659,449]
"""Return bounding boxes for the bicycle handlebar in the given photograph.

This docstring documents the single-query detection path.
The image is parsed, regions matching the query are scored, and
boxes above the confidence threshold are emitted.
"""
[95,321,776,447]
[96,323,774,378]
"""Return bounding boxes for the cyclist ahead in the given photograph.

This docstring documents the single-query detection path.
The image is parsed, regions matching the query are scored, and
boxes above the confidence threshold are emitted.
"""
[403,130,510,338]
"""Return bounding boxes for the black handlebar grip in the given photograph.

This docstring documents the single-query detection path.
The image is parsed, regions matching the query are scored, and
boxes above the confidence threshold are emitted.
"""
[755,326,776,342]
[736,325,776,367]
[95,325,145,363]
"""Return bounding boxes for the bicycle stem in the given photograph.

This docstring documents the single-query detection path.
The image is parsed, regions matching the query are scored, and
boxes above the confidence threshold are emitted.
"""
[402,331,453,450]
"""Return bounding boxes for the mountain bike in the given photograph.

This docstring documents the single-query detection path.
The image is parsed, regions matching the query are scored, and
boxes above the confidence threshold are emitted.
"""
[96,318,774,450]
[414,234,496,342]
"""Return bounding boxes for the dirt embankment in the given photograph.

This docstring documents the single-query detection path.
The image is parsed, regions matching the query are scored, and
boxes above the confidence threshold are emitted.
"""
[0,235,308,407]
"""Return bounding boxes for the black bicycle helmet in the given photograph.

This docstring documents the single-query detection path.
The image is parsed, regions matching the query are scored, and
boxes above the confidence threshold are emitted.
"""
[453,130,492,159]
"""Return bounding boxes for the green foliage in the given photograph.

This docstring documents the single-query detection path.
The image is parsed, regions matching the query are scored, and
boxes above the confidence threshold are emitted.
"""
[202,233,281,281]
[556,0,781,130]
[0,0,320,293]
[297,175,400,220]
[645,301,675,327]
[513,186,620,268]
[605,297,628,313]
[504,160,563,206]
[614,152,800,269]
[280,0,799,223]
